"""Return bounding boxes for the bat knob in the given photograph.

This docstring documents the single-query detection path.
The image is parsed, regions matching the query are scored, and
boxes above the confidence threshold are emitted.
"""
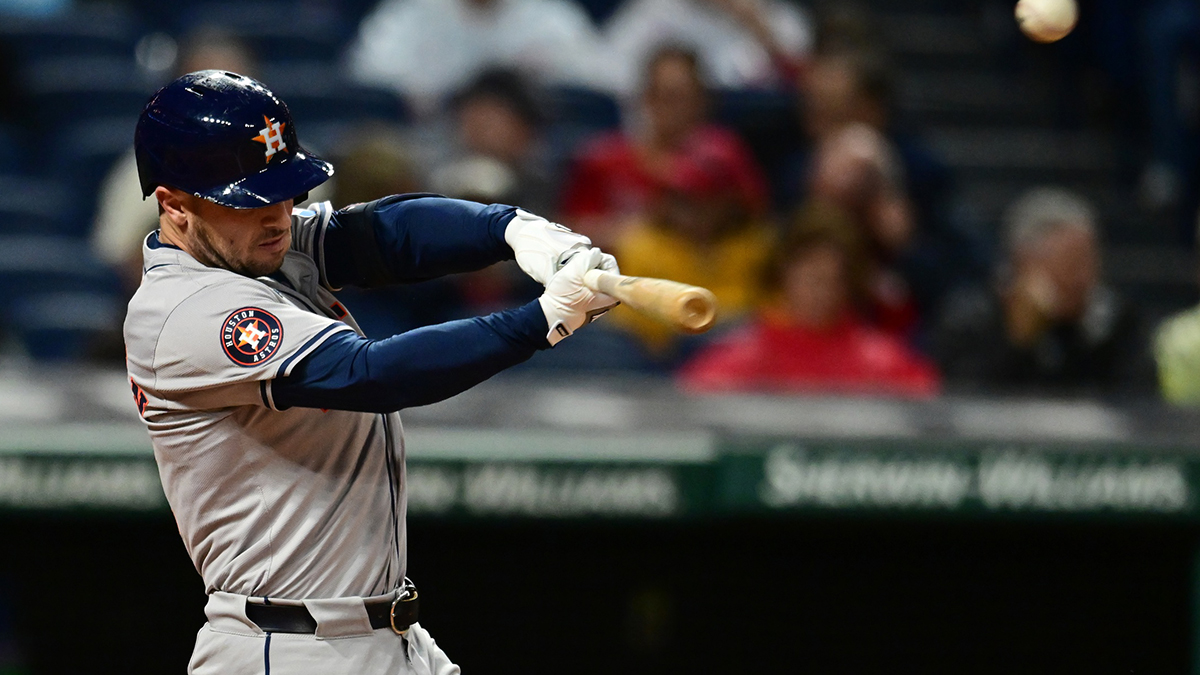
[679,289,718,334]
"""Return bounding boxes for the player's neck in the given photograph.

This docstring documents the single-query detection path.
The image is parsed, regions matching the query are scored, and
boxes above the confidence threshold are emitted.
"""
[158,218,182,247]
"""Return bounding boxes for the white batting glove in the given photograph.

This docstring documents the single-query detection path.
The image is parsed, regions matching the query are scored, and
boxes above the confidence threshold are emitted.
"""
[505,208,596,286]
[537,247,619,346]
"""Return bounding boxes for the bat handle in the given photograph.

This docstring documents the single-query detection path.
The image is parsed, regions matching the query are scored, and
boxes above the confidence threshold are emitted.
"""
[583,268,621,296]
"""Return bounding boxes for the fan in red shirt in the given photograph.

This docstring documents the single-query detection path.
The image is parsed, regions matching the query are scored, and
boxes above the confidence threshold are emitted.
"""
[679,217,940,397]
[559,44,767,250]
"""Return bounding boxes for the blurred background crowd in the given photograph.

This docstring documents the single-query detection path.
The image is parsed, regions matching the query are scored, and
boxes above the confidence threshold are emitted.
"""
[0,0,1194,404]
[0,1,1198,673]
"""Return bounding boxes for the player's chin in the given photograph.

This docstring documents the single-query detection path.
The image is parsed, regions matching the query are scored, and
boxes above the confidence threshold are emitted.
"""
[240,248,288,277]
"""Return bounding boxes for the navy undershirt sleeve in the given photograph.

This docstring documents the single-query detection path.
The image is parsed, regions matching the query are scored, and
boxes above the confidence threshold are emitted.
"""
[322,195,517,288]
[271,301,549,413]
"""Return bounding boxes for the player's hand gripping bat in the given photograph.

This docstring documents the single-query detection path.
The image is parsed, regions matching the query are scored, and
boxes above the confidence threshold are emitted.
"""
[583,270,718,334]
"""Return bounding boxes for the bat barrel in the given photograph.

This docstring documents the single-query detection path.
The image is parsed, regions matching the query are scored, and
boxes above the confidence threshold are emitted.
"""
[583,269,719,334]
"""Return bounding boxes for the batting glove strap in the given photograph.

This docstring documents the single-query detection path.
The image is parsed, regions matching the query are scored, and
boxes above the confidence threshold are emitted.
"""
[505,208,594,286]
[538,248,618,346]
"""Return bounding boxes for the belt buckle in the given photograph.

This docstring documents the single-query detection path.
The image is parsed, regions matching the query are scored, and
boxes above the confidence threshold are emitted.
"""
[390,581,418,636]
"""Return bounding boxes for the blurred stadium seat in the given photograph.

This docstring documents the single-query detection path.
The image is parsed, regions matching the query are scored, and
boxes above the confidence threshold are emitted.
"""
[265,65,411,127]
[545,85,622,130]
[543,85,622,171]
[0,175,74,235]
[0,5,140,61]
[45,116,138,233]
[22,57,155,131]
[0,235,121,360]
[9,290,123,360]
[175,2,351,60]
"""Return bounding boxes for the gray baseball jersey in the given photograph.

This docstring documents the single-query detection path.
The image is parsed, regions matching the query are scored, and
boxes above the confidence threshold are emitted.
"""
[125,203,407,599]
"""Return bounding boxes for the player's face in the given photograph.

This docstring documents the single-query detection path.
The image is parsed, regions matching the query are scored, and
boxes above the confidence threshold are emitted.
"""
[183,196,294,278]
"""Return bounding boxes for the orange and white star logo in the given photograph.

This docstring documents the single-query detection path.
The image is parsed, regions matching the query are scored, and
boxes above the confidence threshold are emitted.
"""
[251,115,287,161]
[237,320,268,350]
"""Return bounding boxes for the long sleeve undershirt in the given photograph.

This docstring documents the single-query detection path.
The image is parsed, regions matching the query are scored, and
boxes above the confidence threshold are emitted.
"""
[272,196,549,413]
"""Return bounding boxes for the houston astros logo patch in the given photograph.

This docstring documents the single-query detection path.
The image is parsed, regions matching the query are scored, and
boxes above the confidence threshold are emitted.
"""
[222,307,283,366]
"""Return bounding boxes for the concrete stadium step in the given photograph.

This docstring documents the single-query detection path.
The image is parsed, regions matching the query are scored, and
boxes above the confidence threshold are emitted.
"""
[928,127,1118,177]
[872,10,1009,72]
[951,178,1138,227]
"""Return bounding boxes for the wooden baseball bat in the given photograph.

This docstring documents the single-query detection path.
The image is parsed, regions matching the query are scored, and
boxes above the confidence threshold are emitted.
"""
[583,270,718,334]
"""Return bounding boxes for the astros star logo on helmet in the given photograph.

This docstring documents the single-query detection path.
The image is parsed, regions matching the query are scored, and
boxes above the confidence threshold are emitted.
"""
[251,115,287,162]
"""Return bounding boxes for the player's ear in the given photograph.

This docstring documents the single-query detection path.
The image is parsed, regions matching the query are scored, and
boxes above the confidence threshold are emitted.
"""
[156,186,189,230]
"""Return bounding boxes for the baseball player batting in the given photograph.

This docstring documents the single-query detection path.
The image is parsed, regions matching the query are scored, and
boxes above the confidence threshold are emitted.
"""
[124,70,622,674]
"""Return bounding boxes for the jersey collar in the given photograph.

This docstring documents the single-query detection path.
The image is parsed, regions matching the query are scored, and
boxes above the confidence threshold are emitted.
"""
[142,229,208,274]
[147,230,182,251]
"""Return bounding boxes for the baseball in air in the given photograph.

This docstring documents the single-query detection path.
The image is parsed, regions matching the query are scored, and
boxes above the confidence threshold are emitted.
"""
[1015,0,1078,43]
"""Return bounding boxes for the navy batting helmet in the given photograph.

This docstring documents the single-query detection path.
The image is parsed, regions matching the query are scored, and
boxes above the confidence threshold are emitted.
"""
[135,70,333,208]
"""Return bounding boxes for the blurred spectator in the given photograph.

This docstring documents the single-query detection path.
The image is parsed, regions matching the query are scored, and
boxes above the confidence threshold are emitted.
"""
[785,50,952,219]
[934,188,1152,395]
[436,68,557,216]
[331,122,422,207]
[608,139,775,359]
[679,215,939,397]
[602,0,814,96]
[346,0,609,116]
[800,124,919,338]
[785,48,981,312]
[560,45,767,249]
[1153,213,1200,405]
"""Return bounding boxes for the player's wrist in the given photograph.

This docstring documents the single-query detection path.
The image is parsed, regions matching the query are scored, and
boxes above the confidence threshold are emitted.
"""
[537,294,575,346]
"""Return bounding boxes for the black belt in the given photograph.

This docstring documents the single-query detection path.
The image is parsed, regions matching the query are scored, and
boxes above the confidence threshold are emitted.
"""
[245,579,418,635]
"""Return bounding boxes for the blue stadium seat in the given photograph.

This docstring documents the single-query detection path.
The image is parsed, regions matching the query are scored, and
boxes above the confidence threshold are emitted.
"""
[0,235,120,301]
[0,176,73,236]
[0,6,139,61]
[713,89,794,130]
[0,234,122,359]
[175,2,351,61]
[545,85,622,129]
[23,57,155,131]
[273,82,411,127]
[543,85,623,172]
[0,126,26,173]
[45,117,137,233]
[9,289,123,360]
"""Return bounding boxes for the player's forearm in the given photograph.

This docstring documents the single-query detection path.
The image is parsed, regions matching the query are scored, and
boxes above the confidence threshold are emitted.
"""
[322,195,517,288]
[271,301,549,413]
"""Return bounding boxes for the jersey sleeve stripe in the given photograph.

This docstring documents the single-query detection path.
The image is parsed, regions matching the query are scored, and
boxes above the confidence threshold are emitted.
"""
[260,380,273,409]
[275,323,356,378]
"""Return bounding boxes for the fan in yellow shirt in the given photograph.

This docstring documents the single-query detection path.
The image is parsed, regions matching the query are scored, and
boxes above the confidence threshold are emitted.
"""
[610,147,775,356]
